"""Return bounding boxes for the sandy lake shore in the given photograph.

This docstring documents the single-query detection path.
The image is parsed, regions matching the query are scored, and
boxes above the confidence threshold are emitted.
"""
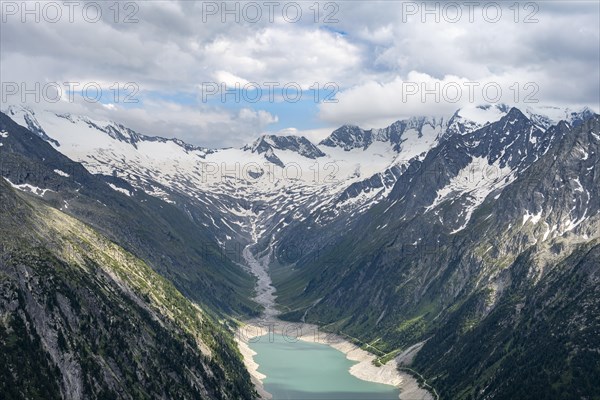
[236,318,434,400]
[237,243,434,400]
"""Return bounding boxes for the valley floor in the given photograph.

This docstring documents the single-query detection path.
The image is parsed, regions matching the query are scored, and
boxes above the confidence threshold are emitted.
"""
[236,244,433,400]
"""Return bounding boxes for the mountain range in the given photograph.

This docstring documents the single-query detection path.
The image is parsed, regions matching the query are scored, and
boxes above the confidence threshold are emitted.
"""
[1,102,599,400]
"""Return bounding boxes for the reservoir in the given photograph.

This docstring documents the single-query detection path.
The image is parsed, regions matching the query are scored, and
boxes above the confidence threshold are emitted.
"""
[248,333,400,399]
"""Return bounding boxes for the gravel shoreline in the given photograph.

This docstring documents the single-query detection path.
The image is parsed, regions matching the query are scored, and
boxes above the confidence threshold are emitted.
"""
[236,319,433,400]
[238,243,433,400]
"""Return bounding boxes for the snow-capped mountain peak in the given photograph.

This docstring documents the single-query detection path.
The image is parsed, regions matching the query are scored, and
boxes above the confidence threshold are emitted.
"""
[319,116,446,153]
[243,134,325,159]
[524,105,596,131]
[2,103,597,246]
[4,104,212,156]
[445,103,511,137]
[319,124,372,150]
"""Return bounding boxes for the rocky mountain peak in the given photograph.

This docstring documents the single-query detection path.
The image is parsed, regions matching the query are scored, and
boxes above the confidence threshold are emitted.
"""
[319,124,371,150]
[245,134,325,159]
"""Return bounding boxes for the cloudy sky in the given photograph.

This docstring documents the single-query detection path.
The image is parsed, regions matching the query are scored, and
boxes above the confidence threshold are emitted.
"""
[1,0,598,147]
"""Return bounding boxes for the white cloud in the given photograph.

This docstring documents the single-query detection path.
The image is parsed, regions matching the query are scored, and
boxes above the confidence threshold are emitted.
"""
[200,26,363,88]
[318,67,598,128]
[0,1,598,146]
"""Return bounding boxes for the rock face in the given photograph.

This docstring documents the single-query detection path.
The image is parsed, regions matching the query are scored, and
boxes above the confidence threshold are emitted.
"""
[245,135,326,159]
[0,178,257,399]
[319,116,446,151]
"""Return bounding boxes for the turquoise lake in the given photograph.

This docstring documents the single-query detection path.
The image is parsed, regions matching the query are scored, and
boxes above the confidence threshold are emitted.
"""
[248,333,400,399]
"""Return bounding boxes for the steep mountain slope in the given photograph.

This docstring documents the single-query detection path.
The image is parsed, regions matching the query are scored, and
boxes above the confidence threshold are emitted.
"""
[0,178,256,399]
[0,112,258,316]
[411,115,600,399]
[414,240,600,400]
[272,114,600,399]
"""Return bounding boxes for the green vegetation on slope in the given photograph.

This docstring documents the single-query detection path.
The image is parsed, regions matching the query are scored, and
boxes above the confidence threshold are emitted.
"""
[0,111,259,317]
[0,178,256,399]
[414,242,600,400]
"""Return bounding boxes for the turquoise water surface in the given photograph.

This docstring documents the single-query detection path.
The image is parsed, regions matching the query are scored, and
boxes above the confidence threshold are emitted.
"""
[248,333,400,399]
